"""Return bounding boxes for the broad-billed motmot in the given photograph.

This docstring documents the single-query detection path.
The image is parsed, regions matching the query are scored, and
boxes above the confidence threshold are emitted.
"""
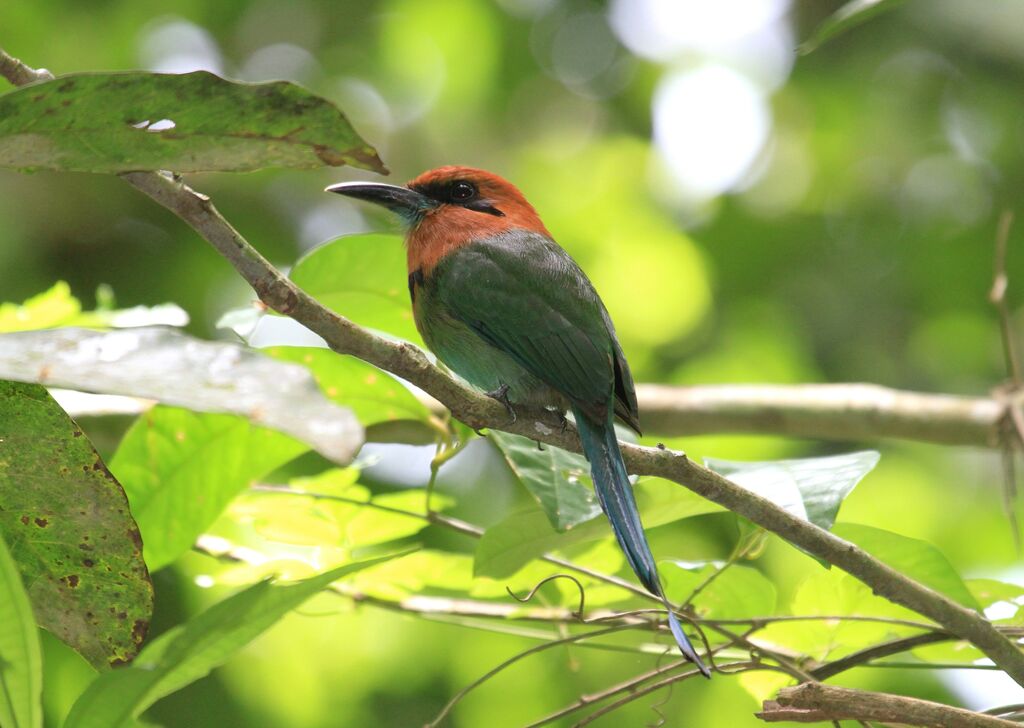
[327,167,709,675]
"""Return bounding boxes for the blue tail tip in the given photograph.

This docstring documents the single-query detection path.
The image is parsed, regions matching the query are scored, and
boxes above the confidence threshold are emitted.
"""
[667,610,711,678]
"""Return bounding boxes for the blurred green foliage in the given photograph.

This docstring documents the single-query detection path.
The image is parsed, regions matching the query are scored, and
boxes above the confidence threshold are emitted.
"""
[3,0,1024,726]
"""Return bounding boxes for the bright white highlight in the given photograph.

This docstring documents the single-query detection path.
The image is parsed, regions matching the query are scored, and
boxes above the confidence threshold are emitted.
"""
[653,65,770,199]
[609,0,792,89]
[138,18,223,75]
[609,0,792,202]
[610,0,788,59]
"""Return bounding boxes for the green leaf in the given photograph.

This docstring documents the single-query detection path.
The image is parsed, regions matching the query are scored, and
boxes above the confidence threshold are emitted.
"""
[475,478,722,578]
[760,568,919,660]
[0,531,42,728]
[706,451,878,530]
[662,561,777,619]
[0,382,153,670]
[489,432,601,532]
[0,71,384,174]
[345,491,435,546]
[0,282,80,332]
[110,407,307,570]
[800,0,907,54]
[0,282,187,333]
[63,552,407,728]
[267,346,428,425]
[289,234,422,345]
[350,550,474,599]
[0,328,363,465]
[832,523,980,610]
[968,578,1024,622]
[233,479,439,549]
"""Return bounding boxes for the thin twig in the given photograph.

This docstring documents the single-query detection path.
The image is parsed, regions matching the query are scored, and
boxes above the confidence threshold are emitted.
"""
[192,534,1018,728]
[3,48,1023,686]
[250,483,655,602]
[680,531,761,610]
[991,210,1023,552]
[810,631,951,680]
[508,574,587,618]
[571,662,764,727]
[706,614,939,630]
[991,211,1020,383]
[424,622,650,728]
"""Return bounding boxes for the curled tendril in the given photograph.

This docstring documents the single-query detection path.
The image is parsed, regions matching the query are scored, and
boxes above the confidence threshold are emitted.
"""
[506,573,587,618]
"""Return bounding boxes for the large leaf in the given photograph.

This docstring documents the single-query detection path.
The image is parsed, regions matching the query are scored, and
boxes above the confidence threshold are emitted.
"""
[289,234,423,345]
[0,71,384,174]
[233,471,442,549]
[267,346,428,425]
[706,451,878,531]
[0,328,363,465]
[800,0,907,54]
[759,568,920,660]
[0,382,153,670]
[350,550,474,600]
[832,523,979,610]
[0,282,187,333]
[110,407,307,570]
[968,578,1024,623]
[662,561,777,619]
[63,552,407,728]
[489,432,601,532]
[475,478,722,578]
[0,531,42,728]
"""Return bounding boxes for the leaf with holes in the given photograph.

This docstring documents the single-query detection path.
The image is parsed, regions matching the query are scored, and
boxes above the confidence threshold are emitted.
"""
[0,381,153,670]
[110,407,307,570]
[289,234,422,345]
[489,432,601,531]
[0,71,384,173]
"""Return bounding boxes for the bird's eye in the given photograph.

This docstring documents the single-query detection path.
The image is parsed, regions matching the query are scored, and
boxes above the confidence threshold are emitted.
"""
[450,181,476,202]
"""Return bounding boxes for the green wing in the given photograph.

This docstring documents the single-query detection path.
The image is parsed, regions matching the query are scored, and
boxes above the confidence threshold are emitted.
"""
[433,231,639,430]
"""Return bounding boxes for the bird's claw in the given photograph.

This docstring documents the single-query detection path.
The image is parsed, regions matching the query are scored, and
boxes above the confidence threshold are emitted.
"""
[543,406,569,432]
[486,383,517,425]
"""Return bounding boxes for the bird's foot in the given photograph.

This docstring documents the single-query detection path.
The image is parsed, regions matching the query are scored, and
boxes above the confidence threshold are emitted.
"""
[486,383,517,425]
[542,406,569,432]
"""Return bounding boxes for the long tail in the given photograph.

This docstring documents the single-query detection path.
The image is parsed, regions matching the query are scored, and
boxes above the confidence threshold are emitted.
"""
[575,408,710,677]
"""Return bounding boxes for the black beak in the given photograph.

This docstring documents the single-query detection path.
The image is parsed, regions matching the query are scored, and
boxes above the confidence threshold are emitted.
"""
[325,181,436,220]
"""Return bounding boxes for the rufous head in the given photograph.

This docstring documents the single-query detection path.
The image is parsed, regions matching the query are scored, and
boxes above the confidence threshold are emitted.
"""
[327,166,548,233]
[327,166,550,272]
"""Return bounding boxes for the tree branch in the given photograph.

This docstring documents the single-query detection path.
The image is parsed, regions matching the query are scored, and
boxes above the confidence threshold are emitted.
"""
[3,48,1023,686]
[758,683,1018,727]
[635,383,1005,447]
[809,631,952,680]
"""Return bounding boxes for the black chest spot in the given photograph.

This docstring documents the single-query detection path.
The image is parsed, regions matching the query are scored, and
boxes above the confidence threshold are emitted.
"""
[408,268,425,302]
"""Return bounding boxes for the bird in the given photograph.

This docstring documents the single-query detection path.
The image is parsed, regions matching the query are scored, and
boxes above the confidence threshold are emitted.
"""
[327,166,709,676]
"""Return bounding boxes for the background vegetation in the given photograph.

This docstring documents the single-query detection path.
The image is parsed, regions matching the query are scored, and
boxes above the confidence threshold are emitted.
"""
[2,0,1023,726]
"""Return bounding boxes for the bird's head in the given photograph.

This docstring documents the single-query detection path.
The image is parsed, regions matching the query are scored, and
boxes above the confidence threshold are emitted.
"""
[328,166,548,230]
[327,166,550,272]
